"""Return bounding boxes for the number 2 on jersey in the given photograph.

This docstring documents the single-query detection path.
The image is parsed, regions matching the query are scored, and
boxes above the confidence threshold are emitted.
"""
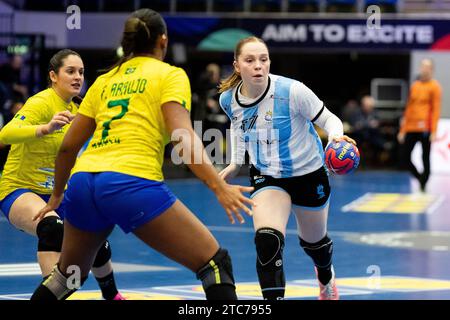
[102,98,129,139]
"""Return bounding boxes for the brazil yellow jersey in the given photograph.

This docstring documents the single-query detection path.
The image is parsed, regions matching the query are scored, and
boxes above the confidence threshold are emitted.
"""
[72,56,191,181]
[0,88,78,200]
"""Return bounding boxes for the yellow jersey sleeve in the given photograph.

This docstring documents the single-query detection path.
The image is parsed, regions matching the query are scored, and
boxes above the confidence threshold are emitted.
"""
[0,88,76,200]
[0,96,49,144]
[161,67,191,112]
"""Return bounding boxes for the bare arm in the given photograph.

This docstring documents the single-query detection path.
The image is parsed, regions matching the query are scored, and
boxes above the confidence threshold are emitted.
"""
[162,102,254,224]
[52,113,96,196]
[163,102,224,192]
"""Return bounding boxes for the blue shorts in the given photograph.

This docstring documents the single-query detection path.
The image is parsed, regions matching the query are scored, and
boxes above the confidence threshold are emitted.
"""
[64,171,177,233]
[0,189,66,221]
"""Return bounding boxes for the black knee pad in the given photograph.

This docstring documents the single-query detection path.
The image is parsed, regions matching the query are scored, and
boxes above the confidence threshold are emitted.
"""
[36,216,64,252]
[92,240,112,268]
[254,228,286,299]
[299,235,333,268]
[196,248,235,290]
[255,228,285,272]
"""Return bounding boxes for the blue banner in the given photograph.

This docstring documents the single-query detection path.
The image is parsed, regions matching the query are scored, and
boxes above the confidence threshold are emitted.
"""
[164,16,450,51]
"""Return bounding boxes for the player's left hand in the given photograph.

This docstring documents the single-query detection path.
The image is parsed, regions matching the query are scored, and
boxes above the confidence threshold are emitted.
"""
[330,135,357,145]
[430,133,436,142]
[32,193,64,221]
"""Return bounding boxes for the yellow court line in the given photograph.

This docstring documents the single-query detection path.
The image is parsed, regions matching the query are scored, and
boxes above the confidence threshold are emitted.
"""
[344,193,439,214]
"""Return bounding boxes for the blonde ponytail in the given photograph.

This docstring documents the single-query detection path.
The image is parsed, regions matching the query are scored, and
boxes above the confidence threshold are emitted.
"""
[218,70,241,93]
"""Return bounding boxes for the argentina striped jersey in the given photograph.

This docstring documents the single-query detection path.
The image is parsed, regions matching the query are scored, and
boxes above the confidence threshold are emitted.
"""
[219,74,325,178]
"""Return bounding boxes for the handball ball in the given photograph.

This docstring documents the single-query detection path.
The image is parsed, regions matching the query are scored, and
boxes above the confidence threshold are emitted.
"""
[325,141,360,175]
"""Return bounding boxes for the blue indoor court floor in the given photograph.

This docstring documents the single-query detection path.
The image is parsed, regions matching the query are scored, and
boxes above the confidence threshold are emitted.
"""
[0,170,449,300]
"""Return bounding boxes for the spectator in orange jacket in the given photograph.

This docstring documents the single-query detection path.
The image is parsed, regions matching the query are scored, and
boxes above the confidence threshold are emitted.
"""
[397,58,441,191]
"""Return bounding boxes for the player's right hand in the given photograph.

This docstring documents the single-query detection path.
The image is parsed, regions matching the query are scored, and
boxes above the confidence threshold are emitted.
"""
[43,111,75,135]
[214,182,255,225]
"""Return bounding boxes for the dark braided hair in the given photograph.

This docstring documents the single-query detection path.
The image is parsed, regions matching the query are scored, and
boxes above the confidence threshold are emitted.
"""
[108,8,167,74]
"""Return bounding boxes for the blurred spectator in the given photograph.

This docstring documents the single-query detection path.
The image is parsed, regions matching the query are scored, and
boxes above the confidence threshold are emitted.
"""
[347,95,389,165]
[194,63,228,131]
[193,63,230,163]
[0,99,24,173]
[0,54,28,122]
[341,99,360,131]
[397,58,441,191]
[10,99,25,117]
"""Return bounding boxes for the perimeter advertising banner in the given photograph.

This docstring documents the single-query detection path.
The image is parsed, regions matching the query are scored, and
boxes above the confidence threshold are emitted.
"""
[164,16,450,51]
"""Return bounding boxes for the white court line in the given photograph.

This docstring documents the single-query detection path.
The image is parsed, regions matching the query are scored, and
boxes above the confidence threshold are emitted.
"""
[119,288,203,300]
[341,192,374,212]
[0,262,179,277]
[427,195,445,214]
[3,276,450,300]
[206,225,353,237]
[152,284,259,300]
[0,295,28,300]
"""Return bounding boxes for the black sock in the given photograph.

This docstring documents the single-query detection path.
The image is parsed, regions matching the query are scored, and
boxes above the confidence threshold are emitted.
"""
[316,266,332,286]
[259,270,285,300]
[419,174,427,191]
[32,264,82,300]
[95,271,119,300]
[196,248,238,300]
[204,284,237,300]
[31,283,58,300]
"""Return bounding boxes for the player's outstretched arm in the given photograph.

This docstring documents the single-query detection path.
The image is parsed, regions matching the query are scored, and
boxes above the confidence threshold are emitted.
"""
[0,111,74,145]
[162,101,255,224]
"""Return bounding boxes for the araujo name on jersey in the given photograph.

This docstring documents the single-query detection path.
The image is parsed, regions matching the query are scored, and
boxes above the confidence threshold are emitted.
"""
[111,78,147,97]
[91,136,121,149]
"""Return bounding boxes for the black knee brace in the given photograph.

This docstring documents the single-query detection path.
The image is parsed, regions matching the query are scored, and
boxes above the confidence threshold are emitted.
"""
[299,235,333,268]
[255,228,285,299]
[196,248,236,299]
[36,216,64,252]
[92,240,111,268]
